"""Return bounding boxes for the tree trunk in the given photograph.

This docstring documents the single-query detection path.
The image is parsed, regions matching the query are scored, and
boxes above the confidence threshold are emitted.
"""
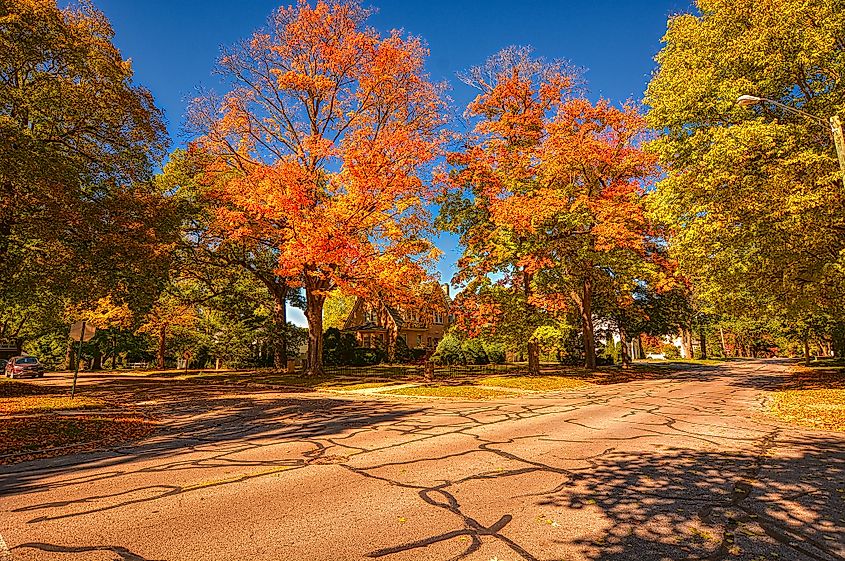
[619,327,631,369]
[578,276,596,370]
[699,327,708,360]
[719,326,728,358]
[527,339,540,375]
[803,338,810,366]
[65,340,75,371]
[111,333,117,369]
[270,285,288,370]
[157,324,167,370]
[680,327,693,359]
[304,275,328,376]
[92,345,102,371]
[636,334,644,360]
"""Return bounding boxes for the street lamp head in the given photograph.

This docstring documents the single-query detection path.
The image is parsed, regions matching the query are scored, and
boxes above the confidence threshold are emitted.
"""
[737,94,762,107]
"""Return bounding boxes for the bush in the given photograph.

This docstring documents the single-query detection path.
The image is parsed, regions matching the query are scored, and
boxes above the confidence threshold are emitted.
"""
[600,340,620,365]
[323,328,357,366]
[662,343,681,359]
[393,335,414,363]
[352,347,385,366]
[431,333,464,365]
[483,341,506,364]
[461,338,489,365]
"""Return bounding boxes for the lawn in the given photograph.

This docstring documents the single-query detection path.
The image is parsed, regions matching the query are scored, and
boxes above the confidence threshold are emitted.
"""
[0,395,104,414]
[0,378,57,398]
[0,416,156,463]
[0,378,156,463]
[477,375,593,392]
[766,363,845,431]
[383,385,517,399]
[768,389,845,431]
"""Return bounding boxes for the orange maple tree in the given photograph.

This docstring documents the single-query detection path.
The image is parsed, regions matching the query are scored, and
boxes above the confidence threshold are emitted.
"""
[190,0,446,374]
[441,47,658,370]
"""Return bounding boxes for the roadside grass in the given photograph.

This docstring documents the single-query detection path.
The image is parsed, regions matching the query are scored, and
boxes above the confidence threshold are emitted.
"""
[319,381,404,391]
[175,371,332,387]
[639,358,731,367]
[477,375,593,392]
[0,395,105,415]
[383,385,516,399]
[1,378,154,463]
[0,378,57,398]
[0,416,157,463]
[766,364,845,431]
[768,389,845,431]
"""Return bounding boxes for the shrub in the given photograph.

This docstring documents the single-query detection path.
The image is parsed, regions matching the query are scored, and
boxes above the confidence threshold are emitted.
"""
[392,335,414,363]
[601,340,620,365]
[483,341,506,364]
[461,338,489,365]
[662,343,681,359]
[352,347,385,366]
[323,328,357,366]
[431,333,463,365]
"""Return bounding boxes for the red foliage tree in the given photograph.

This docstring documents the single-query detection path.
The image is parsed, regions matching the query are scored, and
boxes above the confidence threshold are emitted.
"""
[190,0,447,374]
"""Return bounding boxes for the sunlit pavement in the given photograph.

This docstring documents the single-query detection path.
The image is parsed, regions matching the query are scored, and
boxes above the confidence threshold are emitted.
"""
[1,360,843,561]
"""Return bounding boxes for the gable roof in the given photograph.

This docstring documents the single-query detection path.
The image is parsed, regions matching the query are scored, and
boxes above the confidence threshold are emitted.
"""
[341,284,451,332]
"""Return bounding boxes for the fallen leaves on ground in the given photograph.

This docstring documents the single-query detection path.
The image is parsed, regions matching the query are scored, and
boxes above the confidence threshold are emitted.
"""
[0,415,157,464]
[383,385,516,399]
[0,395,105,414]
[768,389,845,431]
[478,375,593,391]
[0,379,59,398]
[765,365,844,430]
[319,381,403,391]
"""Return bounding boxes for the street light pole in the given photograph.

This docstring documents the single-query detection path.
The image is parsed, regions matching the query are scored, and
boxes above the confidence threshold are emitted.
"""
[737,94,845,189]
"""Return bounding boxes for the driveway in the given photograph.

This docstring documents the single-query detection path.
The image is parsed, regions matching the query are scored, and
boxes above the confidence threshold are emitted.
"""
[1,360,843,561]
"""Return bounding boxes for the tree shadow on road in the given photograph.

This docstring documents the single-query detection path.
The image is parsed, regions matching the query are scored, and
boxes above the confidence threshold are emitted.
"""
[0,395,427,499]
[540,433,845,560]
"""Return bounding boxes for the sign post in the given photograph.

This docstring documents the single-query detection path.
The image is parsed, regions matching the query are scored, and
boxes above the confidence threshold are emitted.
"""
[69,320,96,399]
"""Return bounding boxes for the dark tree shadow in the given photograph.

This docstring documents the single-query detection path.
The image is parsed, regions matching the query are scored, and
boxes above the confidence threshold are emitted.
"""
[11,541,160,561]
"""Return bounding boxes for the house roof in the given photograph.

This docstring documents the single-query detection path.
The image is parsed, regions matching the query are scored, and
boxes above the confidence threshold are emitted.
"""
[342,322,387,333]
[341,283,451,332]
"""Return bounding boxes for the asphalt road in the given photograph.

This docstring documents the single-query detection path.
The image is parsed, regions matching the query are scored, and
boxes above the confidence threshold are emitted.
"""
[1,360,843,561]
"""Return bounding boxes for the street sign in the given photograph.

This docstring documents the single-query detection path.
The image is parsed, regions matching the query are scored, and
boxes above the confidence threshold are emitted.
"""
[70,320,97,342]
[69,320,96,399]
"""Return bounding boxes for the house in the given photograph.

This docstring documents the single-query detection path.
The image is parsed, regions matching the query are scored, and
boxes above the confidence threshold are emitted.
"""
[0,339,21,362]
[342,284,451,359]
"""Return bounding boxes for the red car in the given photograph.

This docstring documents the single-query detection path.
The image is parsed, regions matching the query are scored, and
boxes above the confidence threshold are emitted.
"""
[4,356,45,379]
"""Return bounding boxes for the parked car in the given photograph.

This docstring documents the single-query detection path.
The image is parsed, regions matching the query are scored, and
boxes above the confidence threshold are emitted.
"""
[4,356,45,379]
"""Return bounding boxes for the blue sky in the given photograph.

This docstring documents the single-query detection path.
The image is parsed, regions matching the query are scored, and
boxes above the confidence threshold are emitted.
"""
[94,0,695,325]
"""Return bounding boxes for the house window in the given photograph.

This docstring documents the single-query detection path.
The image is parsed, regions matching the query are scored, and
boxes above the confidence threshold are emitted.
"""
[434,311,443,324]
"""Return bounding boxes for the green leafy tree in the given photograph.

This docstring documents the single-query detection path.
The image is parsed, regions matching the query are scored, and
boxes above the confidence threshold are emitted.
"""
[323,292,357,330]
[1,0,172,304]
[646,0,845,344]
